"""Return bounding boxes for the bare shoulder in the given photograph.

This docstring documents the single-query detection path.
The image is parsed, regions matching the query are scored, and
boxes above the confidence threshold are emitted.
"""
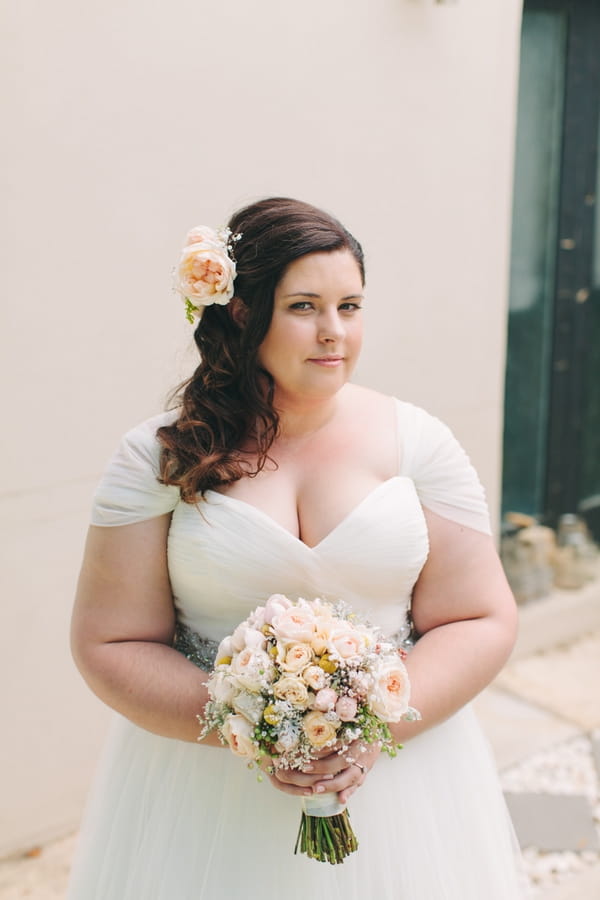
[341,382,394,418]
[337,384,398,478]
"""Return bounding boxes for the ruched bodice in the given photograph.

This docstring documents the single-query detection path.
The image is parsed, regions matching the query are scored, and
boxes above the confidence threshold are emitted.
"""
[169,477,428,641]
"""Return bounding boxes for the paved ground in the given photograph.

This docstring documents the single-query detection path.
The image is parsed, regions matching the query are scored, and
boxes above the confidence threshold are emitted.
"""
[2,587,599,898]
[475,628,600,897]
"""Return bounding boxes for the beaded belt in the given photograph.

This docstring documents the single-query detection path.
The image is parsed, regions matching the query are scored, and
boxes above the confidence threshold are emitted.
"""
[173,619,416,672]
[173,622,220,670]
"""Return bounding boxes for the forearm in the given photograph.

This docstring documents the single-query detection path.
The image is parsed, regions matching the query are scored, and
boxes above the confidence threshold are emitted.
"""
[73,638,219,744]
[391,612,516,742]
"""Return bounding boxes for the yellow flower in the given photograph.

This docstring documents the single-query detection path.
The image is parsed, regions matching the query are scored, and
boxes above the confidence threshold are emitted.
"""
[263,704,280,726]
[318,654,337,674]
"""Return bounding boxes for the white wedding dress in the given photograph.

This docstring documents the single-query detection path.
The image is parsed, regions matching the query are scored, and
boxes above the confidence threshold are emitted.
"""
[67,399,527,899]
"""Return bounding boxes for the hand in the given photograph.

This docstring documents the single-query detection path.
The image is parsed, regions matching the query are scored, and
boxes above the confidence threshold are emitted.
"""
[265,739,381,803]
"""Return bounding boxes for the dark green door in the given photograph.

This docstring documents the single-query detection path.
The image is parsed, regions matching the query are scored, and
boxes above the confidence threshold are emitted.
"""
[503,0,600,539]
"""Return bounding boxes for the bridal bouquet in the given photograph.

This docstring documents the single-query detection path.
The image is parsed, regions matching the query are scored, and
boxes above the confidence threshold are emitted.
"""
[199,594,420,864]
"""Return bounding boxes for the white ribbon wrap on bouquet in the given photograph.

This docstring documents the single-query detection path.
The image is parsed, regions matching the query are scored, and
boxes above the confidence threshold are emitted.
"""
[301,793,346,818]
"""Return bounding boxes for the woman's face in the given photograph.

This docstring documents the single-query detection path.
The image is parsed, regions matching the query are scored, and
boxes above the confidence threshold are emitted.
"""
[257,250,364,403]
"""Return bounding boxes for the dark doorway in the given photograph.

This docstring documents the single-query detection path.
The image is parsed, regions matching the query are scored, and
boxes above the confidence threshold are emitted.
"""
[503,0,600,539]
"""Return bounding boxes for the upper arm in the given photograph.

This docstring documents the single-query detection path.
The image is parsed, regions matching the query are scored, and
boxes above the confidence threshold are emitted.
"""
[71,515,176,660]
[411,508,518,638]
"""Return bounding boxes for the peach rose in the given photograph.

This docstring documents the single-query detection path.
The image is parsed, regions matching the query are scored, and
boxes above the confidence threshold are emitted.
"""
[272,676,310,708]
[367,658,411,722]
[329,623,366,660]
[271,605,316,644]
[174,226,236,318]
[303,665,328,691]
[222,714,257,759]
[302,710,339,749]
[280,643,313,673]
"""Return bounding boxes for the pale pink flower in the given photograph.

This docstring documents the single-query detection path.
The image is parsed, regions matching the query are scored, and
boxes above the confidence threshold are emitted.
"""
[313,688,338,711]
[335,696,358,722]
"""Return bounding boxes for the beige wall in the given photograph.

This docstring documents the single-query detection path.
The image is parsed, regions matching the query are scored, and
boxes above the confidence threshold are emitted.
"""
[1,0,523,856]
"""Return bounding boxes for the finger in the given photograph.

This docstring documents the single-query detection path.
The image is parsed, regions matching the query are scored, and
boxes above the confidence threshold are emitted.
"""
[267,774,325,798]
[313,762,365,797]
[301,755,344,776]
[338,782,359,804]
[272,766,335,788]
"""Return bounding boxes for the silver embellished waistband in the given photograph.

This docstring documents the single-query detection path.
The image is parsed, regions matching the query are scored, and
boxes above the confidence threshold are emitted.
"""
[173,622,219,671]
[173,618,416,672]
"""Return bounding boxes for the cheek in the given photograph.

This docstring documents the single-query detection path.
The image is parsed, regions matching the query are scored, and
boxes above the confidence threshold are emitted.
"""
[347,322,363,355]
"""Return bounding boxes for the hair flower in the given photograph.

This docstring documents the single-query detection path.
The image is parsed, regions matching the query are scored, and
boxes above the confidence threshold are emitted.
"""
[173,225,241,322]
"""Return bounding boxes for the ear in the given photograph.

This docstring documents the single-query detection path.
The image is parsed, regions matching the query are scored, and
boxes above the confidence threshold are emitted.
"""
[229,296,249,328]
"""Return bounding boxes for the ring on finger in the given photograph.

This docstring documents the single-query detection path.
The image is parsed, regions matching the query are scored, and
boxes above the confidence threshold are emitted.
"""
[353,762,366,776]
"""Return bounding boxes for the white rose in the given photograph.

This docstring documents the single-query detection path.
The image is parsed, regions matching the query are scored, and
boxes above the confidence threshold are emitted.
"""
[247,605,266,630]
[274,732,301,753]
[216,635,234,663]
[367,658,411,722]
[221,714,257,759]
[231,622,249,652]
[231,647,272,692]
[263,594,293,625]
[232,691,266,724]
[208,671,237,705]
[244,627,268,651]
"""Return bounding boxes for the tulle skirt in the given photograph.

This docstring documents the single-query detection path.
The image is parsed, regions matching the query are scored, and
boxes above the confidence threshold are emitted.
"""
[67,705,528,899]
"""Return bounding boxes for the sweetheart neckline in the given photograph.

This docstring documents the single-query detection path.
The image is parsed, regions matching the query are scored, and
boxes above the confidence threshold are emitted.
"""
[205,476,413,551]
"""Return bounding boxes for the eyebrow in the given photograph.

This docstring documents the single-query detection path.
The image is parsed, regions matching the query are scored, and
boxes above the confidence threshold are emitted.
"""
[282,292,364,300]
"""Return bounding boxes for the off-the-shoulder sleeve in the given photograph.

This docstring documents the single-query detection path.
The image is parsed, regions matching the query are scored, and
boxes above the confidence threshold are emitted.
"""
[91,411,180,526]
[396,399,491,535]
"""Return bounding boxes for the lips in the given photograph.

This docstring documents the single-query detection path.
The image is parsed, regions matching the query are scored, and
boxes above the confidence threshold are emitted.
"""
[307,356,344,366]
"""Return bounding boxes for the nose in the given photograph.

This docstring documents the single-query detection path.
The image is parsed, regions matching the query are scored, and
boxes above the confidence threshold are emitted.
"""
[318,308,344,343]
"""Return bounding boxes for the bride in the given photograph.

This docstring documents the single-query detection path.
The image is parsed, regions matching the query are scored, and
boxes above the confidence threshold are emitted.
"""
[69,197,527,898]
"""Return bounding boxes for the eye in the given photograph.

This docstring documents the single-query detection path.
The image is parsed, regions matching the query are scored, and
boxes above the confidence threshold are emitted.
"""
[339,302,363,312]
[289,301,314,311]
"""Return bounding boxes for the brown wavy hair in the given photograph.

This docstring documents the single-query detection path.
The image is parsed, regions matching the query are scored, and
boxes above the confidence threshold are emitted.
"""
[157,197,365,502]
